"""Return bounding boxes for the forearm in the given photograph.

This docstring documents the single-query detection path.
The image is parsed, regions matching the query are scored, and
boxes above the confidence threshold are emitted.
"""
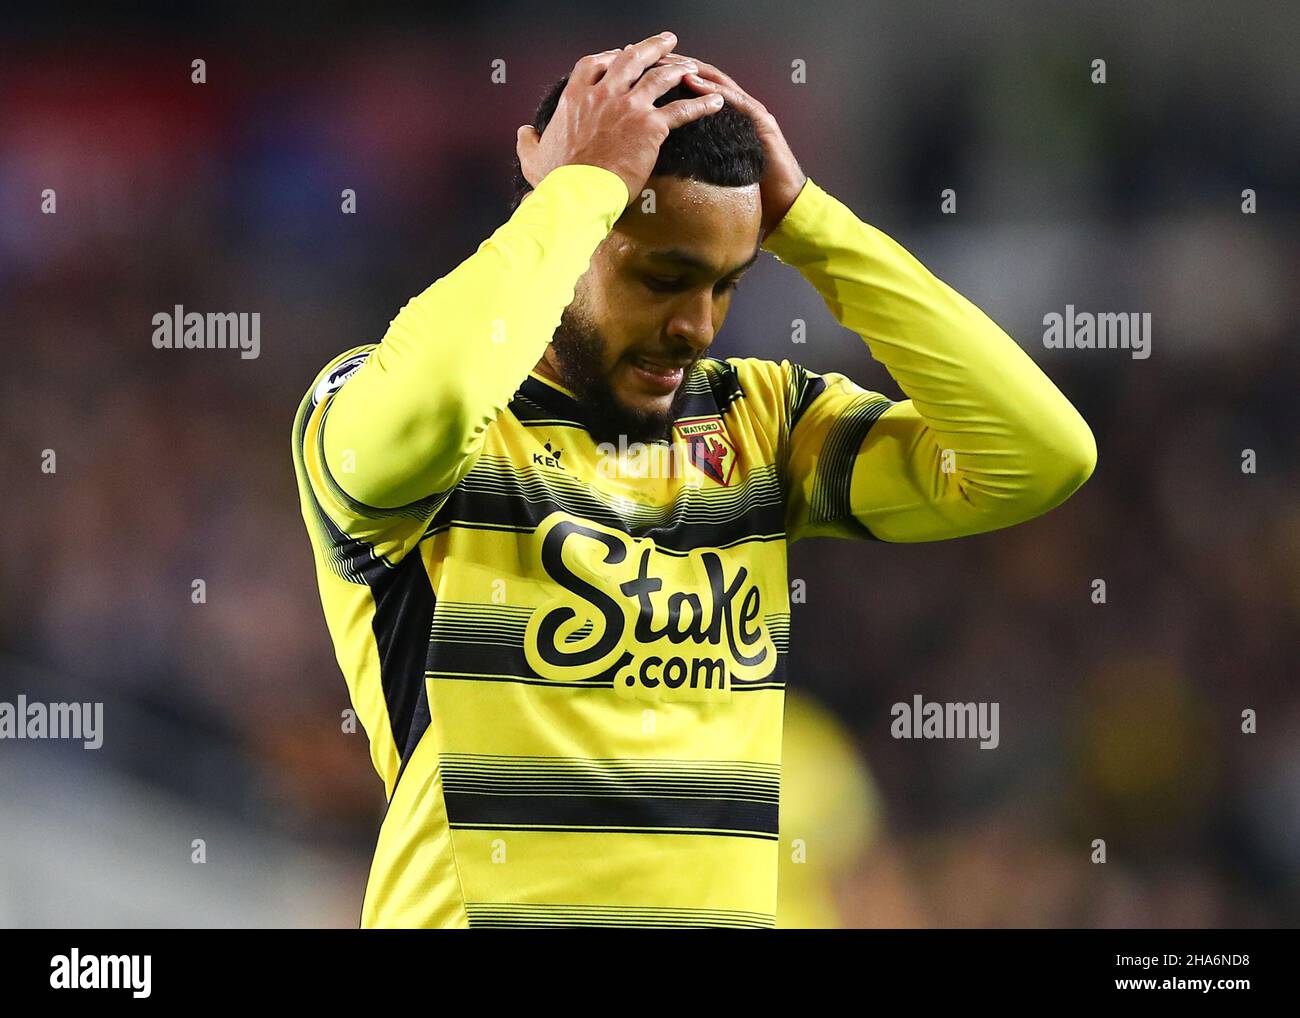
[764,179,1096,540]
[323,163,629,509]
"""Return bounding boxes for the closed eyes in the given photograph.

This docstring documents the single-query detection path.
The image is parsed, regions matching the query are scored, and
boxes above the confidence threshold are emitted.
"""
[643,274,741,295]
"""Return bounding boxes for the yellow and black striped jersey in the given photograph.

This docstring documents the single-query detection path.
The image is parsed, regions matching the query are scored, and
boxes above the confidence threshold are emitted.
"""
[292,163,1096,928]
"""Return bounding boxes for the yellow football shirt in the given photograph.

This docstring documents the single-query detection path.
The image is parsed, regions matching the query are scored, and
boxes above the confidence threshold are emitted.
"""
[292,163,1095,928]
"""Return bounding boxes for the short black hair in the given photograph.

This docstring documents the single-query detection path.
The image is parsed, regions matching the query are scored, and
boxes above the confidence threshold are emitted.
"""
[509,73,765,213]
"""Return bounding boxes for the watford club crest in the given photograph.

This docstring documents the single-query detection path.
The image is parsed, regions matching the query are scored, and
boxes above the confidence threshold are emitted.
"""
[674,417,737,486]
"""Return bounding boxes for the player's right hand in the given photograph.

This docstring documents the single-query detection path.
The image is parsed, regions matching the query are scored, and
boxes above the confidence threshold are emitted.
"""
[515,31,726,205]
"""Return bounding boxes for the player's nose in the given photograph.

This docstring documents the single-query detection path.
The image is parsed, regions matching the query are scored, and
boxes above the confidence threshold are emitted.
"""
[666,296,717,353]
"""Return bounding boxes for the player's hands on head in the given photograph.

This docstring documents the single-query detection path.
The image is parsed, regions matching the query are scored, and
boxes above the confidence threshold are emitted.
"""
[652,52,807,240]
[515,31,726,205]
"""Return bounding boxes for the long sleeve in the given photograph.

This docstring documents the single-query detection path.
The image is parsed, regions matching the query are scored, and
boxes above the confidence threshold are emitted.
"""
[764,178,1097,543]
[322,163,630,510]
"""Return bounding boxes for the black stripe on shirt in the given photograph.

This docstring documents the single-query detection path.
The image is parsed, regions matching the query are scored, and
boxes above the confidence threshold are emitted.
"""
[808,394,895,535]
[440,755,780,839]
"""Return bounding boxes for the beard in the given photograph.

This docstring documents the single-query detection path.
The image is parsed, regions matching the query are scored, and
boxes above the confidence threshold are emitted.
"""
[550,303,694,447]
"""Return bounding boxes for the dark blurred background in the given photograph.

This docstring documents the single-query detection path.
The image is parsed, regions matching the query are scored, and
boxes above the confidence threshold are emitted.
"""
[1,2,1296,926]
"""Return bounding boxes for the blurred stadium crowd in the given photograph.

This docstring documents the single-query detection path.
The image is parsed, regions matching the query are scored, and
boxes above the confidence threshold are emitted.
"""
[1,4,1296,926]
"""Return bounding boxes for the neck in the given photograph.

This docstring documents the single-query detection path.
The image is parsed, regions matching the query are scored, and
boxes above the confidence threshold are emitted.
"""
[532,354,561,385]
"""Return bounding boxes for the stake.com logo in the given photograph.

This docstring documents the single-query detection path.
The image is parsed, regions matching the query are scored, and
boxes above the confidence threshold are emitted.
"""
[523,513,775,702]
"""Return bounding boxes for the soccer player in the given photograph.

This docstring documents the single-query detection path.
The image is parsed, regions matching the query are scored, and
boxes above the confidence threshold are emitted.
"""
[292,32,1096,928]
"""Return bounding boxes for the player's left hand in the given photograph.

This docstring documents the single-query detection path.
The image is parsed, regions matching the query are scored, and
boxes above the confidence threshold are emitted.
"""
[654,54,807,241]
